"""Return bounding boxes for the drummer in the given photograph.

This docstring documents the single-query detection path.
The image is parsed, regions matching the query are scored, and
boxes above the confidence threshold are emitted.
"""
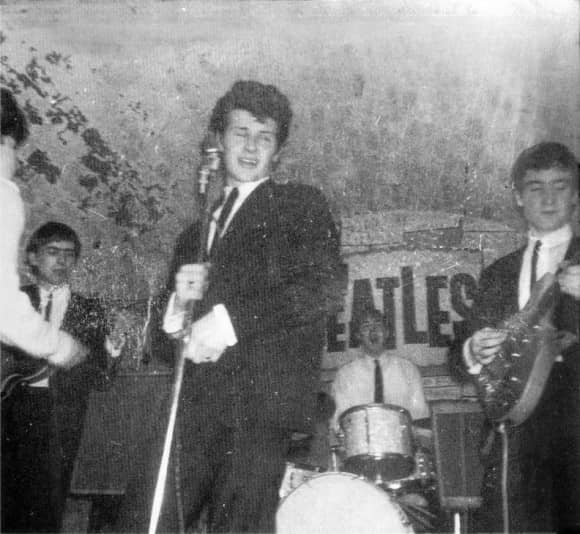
[330,306,432,451]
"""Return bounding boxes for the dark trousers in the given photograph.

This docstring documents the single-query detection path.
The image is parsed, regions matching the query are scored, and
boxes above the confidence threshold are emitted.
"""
[1,386,76,533]
[115,402,291,533]
[474,364,580,533]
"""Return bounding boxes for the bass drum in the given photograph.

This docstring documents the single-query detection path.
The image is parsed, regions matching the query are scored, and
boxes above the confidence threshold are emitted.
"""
[276,472,414,534]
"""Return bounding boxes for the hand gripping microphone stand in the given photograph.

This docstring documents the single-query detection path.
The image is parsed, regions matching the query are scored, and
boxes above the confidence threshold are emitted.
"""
[148,141,220,534]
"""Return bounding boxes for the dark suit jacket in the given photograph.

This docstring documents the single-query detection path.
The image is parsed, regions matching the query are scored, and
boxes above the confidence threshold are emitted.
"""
[169,180,342,432]
[471,236,580,360]
[449,237,580,378]
[458,236,580,531]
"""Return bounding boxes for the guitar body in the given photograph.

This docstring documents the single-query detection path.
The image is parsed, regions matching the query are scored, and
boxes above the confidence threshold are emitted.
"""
[1,288,109,402]
[1,352,50,401]
[474,273,562,426]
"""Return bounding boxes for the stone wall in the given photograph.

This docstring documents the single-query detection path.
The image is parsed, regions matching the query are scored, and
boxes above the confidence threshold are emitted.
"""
[2,0,578,370]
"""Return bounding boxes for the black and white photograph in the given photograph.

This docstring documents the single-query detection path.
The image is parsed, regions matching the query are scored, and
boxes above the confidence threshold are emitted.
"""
[1,1,579,532]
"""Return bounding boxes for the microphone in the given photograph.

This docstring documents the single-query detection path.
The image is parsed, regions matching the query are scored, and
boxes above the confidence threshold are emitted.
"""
[198,133,221,197]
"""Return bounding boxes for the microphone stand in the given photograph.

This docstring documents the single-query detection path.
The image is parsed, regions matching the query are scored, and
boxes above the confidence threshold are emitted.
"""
[148,147,220,534]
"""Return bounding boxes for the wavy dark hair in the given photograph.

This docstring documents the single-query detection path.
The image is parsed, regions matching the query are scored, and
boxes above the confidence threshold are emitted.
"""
[511,142,578,192]
[209,80,292,148]
[26,222,81,259]
[1,88,29,147]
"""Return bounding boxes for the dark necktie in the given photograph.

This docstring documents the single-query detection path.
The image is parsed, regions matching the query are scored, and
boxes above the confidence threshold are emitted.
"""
[530,240,541,292]
[210,187,239,254]
[44,292,53,321]
[216,188,239,233]
[374,358,384,404]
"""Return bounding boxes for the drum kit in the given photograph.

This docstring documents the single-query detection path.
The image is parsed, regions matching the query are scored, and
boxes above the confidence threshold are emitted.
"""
[276,403,438,534]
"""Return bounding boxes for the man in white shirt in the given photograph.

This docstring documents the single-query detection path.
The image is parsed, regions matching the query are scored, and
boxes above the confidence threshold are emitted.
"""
[460,142,580,533]
[0,88,86,367]
[330,307,435,530]
[331,307,430,440]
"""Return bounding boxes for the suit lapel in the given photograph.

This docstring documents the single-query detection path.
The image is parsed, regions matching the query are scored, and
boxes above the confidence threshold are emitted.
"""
[21,284,41,311]
[212,180,272,256]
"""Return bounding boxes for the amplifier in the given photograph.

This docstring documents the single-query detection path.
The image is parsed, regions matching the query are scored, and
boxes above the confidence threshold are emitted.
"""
[430,399,484,510]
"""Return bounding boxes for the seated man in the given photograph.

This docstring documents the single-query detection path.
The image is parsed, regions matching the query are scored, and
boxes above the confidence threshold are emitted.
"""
[1,222,125,533]
[330,307,435,531]
[331,307,431,450]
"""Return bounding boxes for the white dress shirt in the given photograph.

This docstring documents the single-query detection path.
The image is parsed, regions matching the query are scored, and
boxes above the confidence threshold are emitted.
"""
[29,285,71,387]
[330,351,430,432]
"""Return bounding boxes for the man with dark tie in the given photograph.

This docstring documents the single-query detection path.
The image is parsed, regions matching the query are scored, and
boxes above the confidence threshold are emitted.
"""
[115,80,342,533]
[330,307,431,450]
[460,142,580,532]
[1,222,124,533]
[330,307,433,530]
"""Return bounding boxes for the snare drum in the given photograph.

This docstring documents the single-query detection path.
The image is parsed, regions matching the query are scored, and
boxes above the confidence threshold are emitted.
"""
[339,404,415,482]
[276,472,414,534]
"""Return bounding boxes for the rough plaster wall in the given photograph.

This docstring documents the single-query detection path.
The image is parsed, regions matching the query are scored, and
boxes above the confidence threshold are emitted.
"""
[1,0,579,316]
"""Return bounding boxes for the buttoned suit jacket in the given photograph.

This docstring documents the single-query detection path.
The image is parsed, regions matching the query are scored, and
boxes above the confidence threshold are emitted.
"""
[169,179,342,432]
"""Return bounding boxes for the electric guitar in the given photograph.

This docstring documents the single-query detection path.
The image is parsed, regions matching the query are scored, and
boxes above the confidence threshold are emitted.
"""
[0,292,131,402]
[474,256,579,426]
[1,355,52,401]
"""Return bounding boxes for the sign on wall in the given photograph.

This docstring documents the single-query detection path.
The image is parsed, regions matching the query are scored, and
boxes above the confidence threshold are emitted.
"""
[324,247,480,370]
[320,210,519,400]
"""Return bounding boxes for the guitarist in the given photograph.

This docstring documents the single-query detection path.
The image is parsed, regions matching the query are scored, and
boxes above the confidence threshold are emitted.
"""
[1,89,88,370]
[1,222,124,533]
[461,142,580,533]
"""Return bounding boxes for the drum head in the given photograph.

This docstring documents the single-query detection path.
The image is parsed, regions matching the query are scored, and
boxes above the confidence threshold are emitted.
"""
[276,472,413,534]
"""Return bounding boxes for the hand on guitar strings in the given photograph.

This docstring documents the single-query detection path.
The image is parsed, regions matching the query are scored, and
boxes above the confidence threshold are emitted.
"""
[557,262,580,299]
[469,327,508,365]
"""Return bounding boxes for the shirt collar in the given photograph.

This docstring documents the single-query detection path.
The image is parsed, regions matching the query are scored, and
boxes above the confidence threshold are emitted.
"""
[224,176,269,199]
[39,284,69,298]
[528,224,572,249]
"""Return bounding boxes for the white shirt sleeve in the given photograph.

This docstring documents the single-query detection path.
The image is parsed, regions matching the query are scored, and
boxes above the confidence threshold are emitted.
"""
[163,293,237,347]
[212,304,237,346]
[162,292,186,335]
[0,181,78,360]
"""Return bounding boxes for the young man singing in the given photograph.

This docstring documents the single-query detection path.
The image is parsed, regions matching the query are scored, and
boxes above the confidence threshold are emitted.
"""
[116,80,342,533]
